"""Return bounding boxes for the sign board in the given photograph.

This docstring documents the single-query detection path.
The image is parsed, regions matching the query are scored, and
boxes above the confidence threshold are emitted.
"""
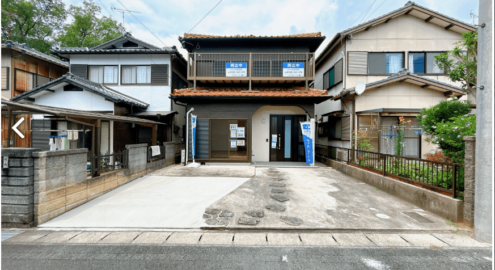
[3,156,9,169]
[283,62,305,77]
[300,121,314,164]
[271,134,277,149]
[230,140,237,148]
[230,129,237,138]
[230,124,238,130]
[237,140,245,146]
[191,115,197,158]
[226,62,247,77]
[237,127,245,138]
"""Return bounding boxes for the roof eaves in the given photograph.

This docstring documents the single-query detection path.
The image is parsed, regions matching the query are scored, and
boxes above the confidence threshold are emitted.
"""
[2,41,69,68]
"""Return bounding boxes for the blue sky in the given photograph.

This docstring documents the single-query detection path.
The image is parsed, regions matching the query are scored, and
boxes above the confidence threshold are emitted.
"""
[63,0,479,56]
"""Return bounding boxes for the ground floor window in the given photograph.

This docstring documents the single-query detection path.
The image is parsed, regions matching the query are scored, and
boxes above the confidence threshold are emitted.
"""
[209,119,248,161]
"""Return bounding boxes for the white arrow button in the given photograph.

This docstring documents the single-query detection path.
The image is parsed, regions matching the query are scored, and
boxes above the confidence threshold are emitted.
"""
[13,117,25,139]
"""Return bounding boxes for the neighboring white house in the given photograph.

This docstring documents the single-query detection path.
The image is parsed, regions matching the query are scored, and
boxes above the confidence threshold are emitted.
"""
[314,1,476,158]
[11,33,189,153]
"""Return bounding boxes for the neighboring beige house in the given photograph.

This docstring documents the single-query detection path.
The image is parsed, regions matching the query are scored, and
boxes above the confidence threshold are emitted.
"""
[314,1,477,158]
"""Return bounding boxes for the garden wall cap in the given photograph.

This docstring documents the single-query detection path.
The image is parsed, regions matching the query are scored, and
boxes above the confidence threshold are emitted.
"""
[125,143,148,149]
[463,136,476,141]
[32,148,88,157]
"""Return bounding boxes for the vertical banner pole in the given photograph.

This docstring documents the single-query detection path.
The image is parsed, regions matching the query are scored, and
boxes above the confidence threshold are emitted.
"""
[191,114,197,164]
[311,118,315,167]
[300,120,314,166]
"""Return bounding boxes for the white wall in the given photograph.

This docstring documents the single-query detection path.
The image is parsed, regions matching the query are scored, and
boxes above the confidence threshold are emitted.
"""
[251,105,306,162]
[34,83,114,111]
[69,54,172,112]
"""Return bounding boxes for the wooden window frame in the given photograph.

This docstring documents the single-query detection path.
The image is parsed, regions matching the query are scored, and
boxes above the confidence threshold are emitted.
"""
[120,65,152,86]
[2,67,9,90]
[88,65,119,85]
[408,51,447,76]
[367,51,406,76]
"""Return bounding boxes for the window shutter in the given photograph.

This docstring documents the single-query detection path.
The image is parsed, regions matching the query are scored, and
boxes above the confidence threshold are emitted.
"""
[71,64,87,79]
[334,59,343,84]
[329,68,335,87]
[323,70,329,89]
[368,53,386,74]
[348,52,368,75]
[2,67,9,90]
[151,64,169,85]
[341,116,350,141]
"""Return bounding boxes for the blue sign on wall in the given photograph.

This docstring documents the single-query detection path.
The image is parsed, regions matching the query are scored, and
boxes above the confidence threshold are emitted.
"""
[225,62,247,77]
[283,62,305,77]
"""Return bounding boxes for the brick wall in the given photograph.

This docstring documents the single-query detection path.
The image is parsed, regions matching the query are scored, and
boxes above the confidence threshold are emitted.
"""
[1,148,39,228]
[463,136,476,226]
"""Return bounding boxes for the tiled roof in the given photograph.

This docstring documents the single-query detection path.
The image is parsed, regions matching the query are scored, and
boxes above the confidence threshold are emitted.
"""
[171,87,328,98]
[182,32,323,39]
[90,32,162,50]
[2,40,68,68]
[11,72,149,108]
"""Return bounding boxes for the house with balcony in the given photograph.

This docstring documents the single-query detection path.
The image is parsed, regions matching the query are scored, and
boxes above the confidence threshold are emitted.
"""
[314,1,476,159]
[11,32,189,154]
[171,32,331,163]
[1,40,69,148]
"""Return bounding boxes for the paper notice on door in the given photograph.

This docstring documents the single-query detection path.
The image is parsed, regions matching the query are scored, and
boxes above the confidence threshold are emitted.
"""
[230,140,237,148]
[230,129,237,138]
[271,134,277,149]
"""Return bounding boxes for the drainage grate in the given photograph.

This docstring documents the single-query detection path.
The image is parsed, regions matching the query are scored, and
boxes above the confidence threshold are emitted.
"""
[403,212,434,223]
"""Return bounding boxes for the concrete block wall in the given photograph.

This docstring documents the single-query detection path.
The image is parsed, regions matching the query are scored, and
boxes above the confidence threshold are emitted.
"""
[1,148,40,228]
[463,136,475,226]
[33,149,88,226]
[317,157,464,222]
[126,143,147,176]
[164,142,176,166]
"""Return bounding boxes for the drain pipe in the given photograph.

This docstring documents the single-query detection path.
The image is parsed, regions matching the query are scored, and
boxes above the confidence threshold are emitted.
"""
[185,107,194,166]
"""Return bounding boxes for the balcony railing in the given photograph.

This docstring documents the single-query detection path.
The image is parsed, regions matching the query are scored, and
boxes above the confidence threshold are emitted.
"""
[187,52,315,81]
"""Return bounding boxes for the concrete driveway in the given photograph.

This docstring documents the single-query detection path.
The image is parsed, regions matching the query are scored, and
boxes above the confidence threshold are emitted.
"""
[39,166,251,230]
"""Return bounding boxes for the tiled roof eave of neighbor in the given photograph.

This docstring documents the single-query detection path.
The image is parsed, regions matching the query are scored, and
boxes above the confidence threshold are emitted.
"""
[170,87,329,98]
[181,32,323,39]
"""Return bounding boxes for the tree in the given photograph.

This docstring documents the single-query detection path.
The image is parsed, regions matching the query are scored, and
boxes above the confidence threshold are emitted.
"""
[1,0,67,53]
[56,1,124,48]
[435,31,478,100]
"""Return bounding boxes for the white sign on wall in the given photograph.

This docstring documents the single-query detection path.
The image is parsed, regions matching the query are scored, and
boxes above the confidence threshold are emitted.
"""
[237,140,245,146]
[230,140,237,148]
[237,127,245,138]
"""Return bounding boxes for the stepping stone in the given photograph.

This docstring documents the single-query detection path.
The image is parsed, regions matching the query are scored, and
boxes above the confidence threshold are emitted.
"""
[203,213,212,219]
[266,204,285,212]
[271,194,290,202]
[271,187,286,193]
[269,183,286,187]
[205,208,221,215]
[219,210,234,217]
[274,178,286,181]
[205,219,218,225]
[245,211,264,218]
[280,216,303,226]
[238,217,259,225]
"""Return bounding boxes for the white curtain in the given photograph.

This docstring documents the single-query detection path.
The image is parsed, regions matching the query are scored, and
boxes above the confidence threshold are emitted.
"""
[122,66,137,84]
[427,53,442,73]
[386,53,402,73]
[137,66,151,83]
[104,66,118,84]
[408,54,415,73]
[89,66,104,83]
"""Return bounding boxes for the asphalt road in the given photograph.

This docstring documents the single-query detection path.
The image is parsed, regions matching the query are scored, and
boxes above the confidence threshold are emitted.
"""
[2,244,492,270]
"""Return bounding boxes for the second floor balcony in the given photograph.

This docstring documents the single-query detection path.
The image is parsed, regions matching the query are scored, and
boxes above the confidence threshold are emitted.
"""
[187,52,315,86]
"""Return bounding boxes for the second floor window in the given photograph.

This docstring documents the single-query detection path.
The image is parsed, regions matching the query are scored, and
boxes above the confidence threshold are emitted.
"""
[122,66,151,84]
[368,52,404,75]
[89,66,118,84]
[408,52,444,74]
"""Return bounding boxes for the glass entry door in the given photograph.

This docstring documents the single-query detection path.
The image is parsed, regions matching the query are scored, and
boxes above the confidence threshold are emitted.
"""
[269,115,306,161]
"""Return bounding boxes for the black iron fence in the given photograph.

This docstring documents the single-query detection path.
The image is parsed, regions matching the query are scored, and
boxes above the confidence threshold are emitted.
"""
[148,145,166,162]
[89,149,128,177]
[316,145,461,197]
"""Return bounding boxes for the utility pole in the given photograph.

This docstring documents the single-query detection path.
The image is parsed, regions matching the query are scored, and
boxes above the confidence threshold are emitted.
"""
[2,11,18,40]
[111,7,140,29]
[474,0,492,244]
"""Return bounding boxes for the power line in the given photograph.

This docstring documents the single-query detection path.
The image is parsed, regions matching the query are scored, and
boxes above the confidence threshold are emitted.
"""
[349,0,377,27]
[359,0,377,24]
[362,0,388,22]
[188,0,223,33]
[116,0,168,47]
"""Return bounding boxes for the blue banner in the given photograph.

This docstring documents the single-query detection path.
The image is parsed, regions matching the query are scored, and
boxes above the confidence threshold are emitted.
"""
[282,62,304,68]
[191,115,197,158]
[225,62,246,68]
[300,122,313,164]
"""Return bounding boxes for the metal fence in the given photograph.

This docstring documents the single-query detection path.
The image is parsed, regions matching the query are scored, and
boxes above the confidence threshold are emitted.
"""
[89,149,128,177]
[189,53,314,79]
[148,145,166,162]
[316,145,461,197]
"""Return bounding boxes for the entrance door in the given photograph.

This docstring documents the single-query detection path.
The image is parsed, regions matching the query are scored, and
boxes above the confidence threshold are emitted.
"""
[269,115,305,161]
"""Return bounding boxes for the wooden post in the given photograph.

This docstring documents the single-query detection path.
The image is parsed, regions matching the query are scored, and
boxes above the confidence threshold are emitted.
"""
[7,109,13,147]
[82,124,85,149]
[249,52,252,91]
[193,52,197,91]
[305,52,309,92]
[94,120,101,177]
[152,124,157,146]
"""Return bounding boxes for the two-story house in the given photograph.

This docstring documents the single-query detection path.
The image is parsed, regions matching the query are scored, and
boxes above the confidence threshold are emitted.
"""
[1,40,69,147]
[172,33,331,163]
[314,1,476,159]
[11,32,189,153]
